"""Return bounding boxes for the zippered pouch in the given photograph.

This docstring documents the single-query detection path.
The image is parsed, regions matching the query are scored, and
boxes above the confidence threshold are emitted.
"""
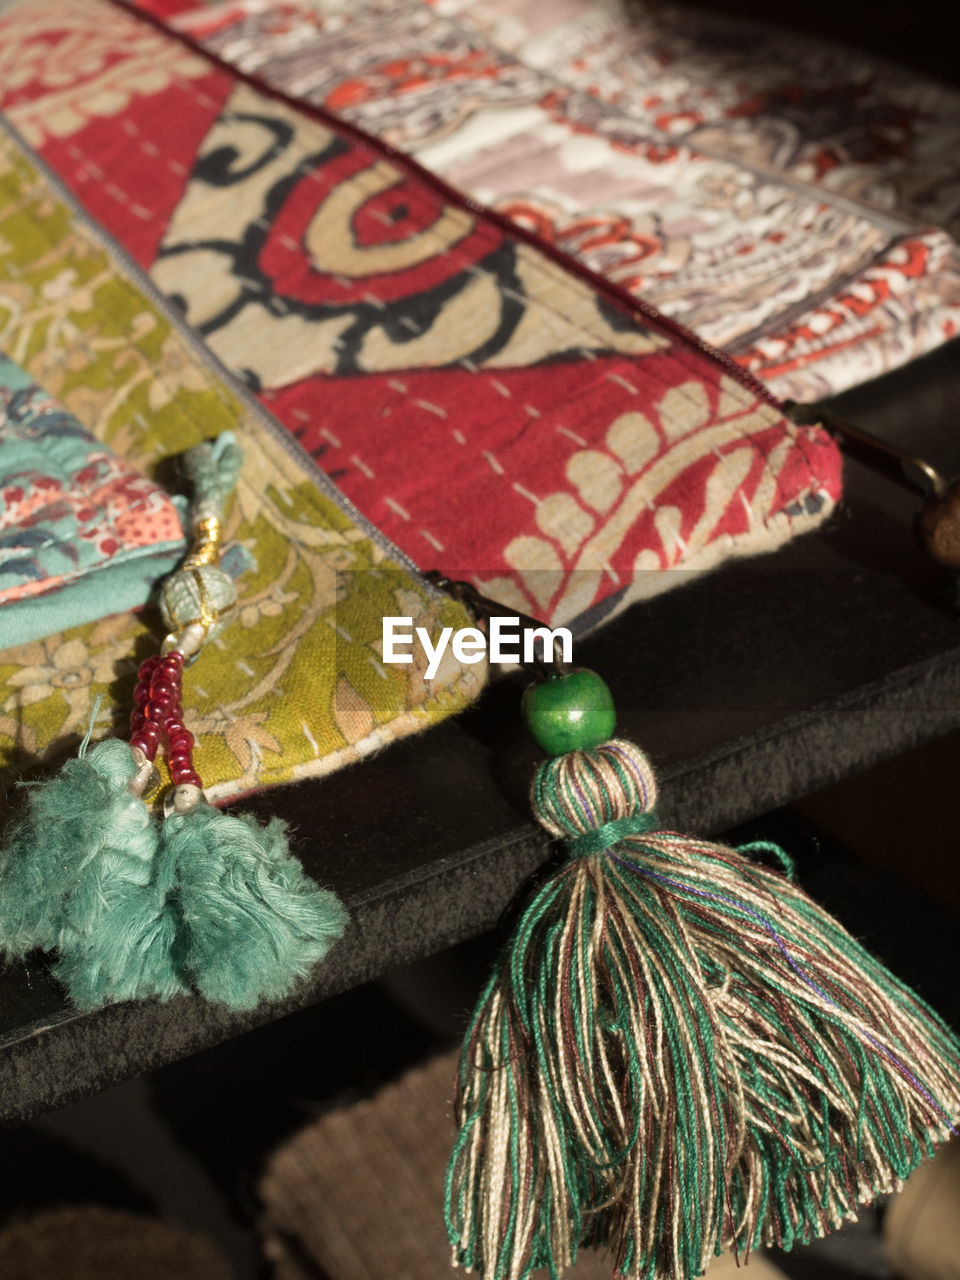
[0,128,482,798]
[0,350,185,648]
[138,0,960,404]
[0,0,841,646]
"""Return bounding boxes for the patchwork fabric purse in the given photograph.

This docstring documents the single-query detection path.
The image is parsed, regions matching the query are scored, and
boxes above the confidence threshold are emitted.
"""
[146,0,960,403]
[0,350,184,647]
[0,121,491,1009]
[0,120,482,799]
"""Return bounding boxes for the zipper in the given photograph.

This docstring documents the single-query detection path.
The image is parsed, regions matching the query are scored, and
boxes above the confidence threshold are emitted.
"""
[784,399,960,572]
[785,400,946,498]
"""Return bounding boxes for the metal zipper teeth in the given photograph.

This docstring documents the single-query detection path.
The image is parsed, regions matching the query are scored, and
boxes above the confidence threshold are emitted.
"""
[0,110,433,590]
[111,0,791,414]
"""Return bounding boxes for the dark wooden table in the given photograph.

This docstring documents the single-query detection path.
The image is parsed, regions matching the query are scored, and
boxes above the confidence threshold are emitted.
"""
[1,335,958,1123]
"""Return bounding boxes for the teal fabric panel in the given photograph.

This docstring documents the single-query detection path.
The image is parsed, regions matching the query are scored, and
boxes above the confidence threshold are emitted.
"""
[0,351,185,647]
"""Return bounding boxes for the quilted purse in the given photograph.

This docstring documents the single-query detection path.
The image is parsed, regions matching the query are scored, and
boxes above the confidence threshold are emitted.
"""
[0,129,480,1009]
[0,110,483,799]
[0,350,184,648]
[155,0,960,404]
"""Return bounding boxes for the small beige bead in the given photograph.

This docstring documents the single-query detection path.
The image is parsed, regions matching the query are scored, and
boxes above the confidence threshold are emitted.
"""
[164,783,206,816]
[128,746,160,798]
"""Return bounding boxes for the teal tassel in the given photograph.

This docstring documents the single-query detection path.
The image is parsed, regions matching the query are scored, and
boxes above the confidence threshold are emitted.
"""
[0,742,346,1010]
[0,736,137,956]
[52,743,186,1009]
[0,432,348,1011]
[0,737,184,1007]
[159,803,348,1010]
[146,428,348,1009]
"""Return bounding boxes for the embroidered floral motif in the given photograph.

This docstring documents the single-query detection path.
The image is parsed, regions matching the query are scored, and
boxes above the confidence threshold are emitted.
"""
[4,632,119,717]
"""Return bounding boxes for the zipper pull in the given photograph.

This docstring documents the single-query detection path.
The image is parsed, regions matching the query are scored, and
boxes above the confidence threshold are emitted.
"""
[785,401,960,571]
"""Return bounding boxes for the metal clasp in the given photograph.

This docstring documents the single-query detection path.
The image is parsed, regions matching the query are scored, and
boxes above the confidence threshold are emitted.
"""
[784,400,947,498]
[785,401,960,572]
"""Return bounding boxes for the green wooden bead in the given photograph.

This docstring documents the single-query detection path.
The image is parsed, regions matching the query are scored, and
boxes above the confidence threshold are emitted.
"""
[522,669,616,756]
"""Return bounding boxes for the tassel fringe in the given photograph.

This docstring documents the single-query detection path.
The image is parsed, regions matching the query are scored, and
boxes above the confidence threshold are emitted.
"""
[446,740,960,1280]
[0,741,346,1010]
[161,804,348,1010]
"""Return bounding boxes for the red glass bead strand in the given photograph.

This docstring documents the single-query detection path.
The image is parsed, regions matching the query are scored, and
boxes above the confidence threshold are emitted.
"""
[128,649,201,786]
[159,652,202,789]
[129,655,164,761]
[144,655,181,727]
[166,717,201,787]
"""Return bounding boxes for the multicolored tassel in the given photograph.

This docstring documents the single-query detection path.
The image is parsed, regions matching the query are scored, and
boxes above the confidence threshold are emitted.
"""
[0,434,347,1010]
[445,665,960,1280]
